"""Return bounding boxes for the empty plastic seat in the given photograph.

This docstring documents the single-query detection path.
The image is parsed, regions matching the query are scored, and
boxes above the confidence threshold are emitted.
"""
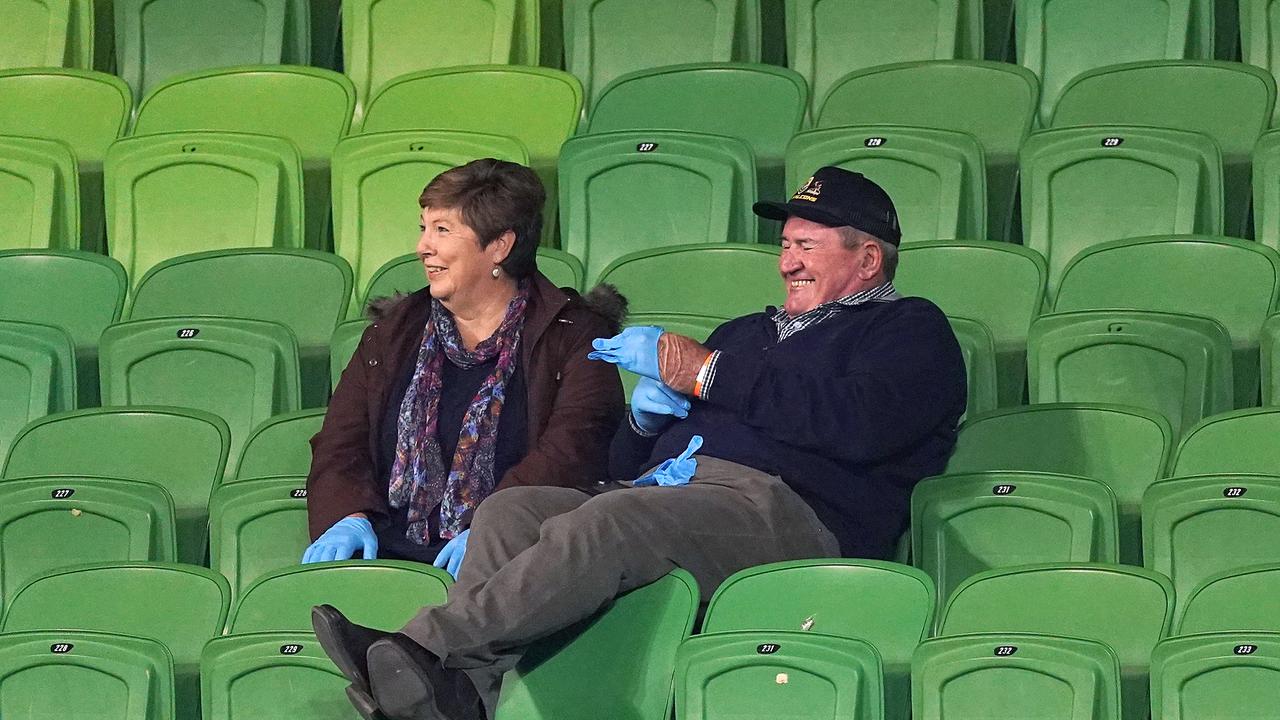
[939,563,1175,720]
[64,0,94,69]
[1179,564,1280,633]
[947,403,1174,564]
[786,126,986,244]
[0,320,75,461]
[127,248,353,408]
[787,0,964,115]
[913,633,1122,720]
[560,131,758,282]
[0,0,71,69]
[1243,1,1280,121]
[0,630,175,720]
[1020,126,1223,298]
[896,241,1046,406]
[947,316,998,419]
[1028,310,1234,438]
[208,477,310,598]
[594,244,781,318]
[675,631,883,720]
[232,408,325,481]
[1266,313,1280,404]
[1057,235,1280,408]
[104,132,305,287]
[1051,61,1276,238]
[201,632,350,720]
[1172,408,1280,475]
[494,569,698,720]
[535,247,584,291]
[1151,632,1280,719]
[701,560,933,720]
[0,135,79,250]
[114,0,288,100]
[329,320,368,391]
[132,66,357,251]
[0,562,232,720]
[342,0,519,118]
[227,561,451,633]
[331,130,529,312]
[1252,130,1280,252]
[818,60,1038,243]
[912,471,1120,613]
[0,69,131,253]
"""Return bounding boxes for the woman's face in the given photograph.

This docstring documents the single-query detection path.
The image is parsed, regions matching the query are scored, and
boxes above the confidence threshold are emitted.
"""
[417,206,510,306]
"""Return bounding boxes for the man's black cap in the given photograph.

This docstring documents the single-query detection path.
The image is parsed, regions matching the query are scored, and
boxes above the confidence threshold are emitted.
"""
[753,166,902,246]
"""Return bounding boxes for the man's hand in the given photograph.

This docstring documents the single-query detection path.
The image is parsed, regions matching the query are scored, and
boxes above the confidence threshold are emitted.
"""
[631,376,691,434]
[658,332,712,396]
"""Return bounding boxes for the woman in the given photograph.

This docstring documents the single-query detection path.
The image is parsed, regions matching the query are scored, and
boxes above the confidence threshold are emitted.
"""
[303,159,625,576]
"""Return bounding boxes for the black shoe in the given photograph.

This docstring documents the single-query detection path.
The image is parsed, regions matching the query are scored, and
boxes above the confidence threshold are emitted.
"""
[366,634,482,720]
[312,604,392,697]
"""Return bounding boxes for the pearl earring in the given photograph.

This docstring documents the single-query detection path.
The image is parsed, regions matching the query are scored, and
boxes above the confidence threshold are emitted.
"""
[492,266,501,278]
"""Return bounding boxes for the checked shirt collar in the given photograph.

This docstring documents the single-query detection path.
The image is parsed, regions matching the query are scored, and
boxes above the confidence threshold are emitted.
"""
[772,281,900,342]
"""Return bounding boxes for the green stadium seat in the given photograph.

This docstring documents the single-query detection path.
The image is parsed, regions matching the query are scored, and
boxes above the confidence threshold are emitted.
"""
[201,632,351,720]
[0,135,79,251]
[280,0,309,64]
[329,319,368,391]
[232,409,324,482]
[1150,632,1280,719]
[939,563,1174,720]
[701,560,933,720]
[3,406,229,568]
[133,66,357,252]
[0,250,126,406]
[227,561,451,633]
[1251,130,1280,252]
[0,69,131,253]
[0,561,232,720]
[104,132,305,288]
[1172,408,1280,475]
[99,317,301,494]
[0,321,76,461]
[817,60,1038,243]
[331,129,529,313]
[1018,0,1195,124]
[912,471,1120,615]
[786,125,986,244]
[342,0,519,119]
[1051,60,1276,238]
[1178,564,1280,633]
[535,247,584,291]
[494,569,698,720]
[947,316,998,419]
[1144,474,1280,619]
[913,633,1122,720]
[1265,313,1280,404]
[1241,0,1280,121]
[127,249,353,409]
[0,0,71,69]
[1056,235,1280,409]
[0,630,175,720]
[594,244,781,317]
[675,631,884,720]
[208,477,309,598]
[896,241,1046,406]
[786,0,964,115]
[1020,126,1223,299]
[1028,310,1234,439]
[947,403,1174,565]
[114,0,288,100]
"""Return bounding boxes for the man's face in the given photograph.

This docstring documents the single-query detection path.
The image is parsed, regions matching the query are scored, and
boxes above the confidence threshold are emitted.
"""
[778,216,879,316]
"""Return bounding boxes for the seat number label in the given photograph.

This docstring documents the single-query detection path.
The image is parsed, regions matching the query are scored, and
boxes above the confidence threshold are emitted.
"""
[864,137,886,147]
[51,488,75,499]
[50,643,74,654]
[280,644,304,655]
[1236,644,1258,655]
[1224,487,1247,498]
[636,143,658,152]
[1102,137,1124,147]
[994,645,1018,656]
[757,643,781,655]
[993,484,1017,496]
[177,328,200,339]
[291,489,308,499]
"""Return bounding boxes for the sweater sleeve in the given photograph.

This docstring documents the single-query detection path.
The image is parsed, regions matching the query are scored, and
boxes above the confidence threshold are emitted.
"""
[701,301,966,465]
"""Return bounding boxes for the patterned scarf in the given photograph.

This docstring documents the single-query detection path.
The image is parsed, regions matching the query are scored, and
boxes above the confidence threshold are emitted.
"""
[387,281,530,543]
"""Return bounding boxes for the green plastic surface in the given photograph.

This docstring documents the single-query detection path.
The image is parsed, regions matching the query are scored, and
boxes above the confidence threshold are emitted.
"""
[1179,564,1280,633]
[201,632,353,720]
[494,569,698,720]
[947,316,998,421]
[209,477,310,599]
[227,561,452,633]
[1252,131,1280,252]
[1150,632,1280,719]
[0,0,70,69]
[675,631,884,720]
[0,321,76,462]
[1241,0,1280,122]
[1265,313,1280,405]
[535,247,584,291]
[787,125,986,245]
[1172,408,1280,475]
[595,244,781,317]
[232,409,325,482]
[0,135,80,251]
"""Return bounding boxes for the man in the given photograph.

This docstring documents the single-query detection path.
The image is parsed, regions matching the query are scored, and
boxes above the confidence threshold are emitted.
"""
[313,166,968,720]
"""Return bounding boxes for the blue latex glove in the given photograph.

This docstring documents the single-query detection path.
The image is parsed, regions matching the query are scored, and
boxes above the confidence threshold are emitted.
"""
[631,376,691,434]
[433,529,470,580]
[588,326,663,380]
[634,435,703,487]
[302,516,378,563]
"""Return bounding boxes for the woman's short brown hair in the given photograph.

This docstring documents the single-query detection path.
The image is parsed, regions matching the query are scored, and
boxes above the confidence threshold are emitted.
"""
[419,158,545,279]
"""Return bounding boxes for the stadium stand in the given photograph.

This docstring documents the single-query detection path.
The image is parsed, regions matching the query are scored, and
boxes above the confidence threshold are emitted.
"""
[200,632,351,720]
[0,134,80,251]
[0,0,71,70]
[0,320,76,458]
[1150,632,1280,720]
[1178,564,1280,634]
[208,477,312,598]
[946,316,999,418]
[232,408,326,481]
[1172,408,1280,476]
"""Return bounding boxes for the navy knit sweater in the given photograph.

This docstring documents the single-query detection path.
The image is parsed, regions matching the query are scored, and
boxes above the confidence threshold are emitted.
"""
[609,297,967,559]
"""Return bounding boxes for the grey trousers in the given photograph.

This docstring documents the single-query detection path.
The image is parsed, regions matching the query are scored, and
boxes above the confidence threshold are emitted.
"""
[399,456,841,717]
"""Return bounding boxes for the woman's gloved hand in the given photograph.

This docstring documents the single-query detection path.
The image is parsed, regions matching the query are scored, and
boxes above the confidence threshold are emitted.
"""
[433,529,470,580]
[588,326,663,380]
[302,515,378,563]
[630,376,691,434]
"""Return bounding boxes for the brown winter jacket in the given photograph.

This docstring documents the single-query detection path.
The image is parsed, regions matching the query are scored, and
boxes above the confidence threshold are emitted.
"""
[306,272,626,539]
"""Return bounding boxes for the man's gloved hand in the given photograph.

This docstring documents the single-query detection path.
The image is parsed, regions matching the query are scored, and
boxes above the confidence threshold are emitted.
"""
[302,516,378,563]
[631,376,691,434]
[433,529,470,580]
[588,326,663,380]
[634,435,703,487]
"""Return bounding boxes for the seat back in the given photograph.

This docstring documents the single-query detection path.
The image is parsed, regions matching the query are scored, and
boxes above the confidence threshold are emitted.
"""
[913,633,1122,720]
[1173,408,1280,475]
[817,60,1039,242]
[1179,563,1280,634]
[1150,632,1280,719]
[0,0,71,69]
[208,477,310,598]
[1266,313,1280,405]
[595,244,781,317]
[201,632,352,720]
[535,247,584,291]
[913,471,1120,614]
[1252,129,1280,252]
[0,135,80,250]
[0,321,76,461]
[494,569,698,720]
[947,316,999,420]
[233,409,325,481]
[228,561,452,633]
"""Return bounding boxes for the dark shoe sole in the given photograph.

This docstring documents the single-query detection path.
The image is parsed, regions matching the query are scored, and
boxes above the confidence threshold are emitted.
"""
[368,638,449,720]
[312,605,372,694]
[346,683,388,720]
